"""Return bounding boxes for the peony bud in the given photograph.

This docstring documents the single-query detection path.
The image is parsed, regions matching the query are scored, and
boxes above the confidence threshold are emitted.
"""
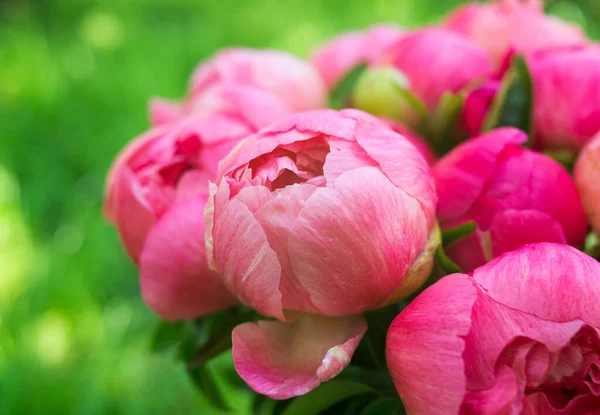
[190,48,326,112]
[529,46,600,151]
[445,0,587,63]
[382,28,493,111]
[387,243,600,415]
[575,131,600,235]
[207,109,438,398]
[351,65,419,123]
[310,24,404,89]
[434,128,587,271]
[104,114,265,320]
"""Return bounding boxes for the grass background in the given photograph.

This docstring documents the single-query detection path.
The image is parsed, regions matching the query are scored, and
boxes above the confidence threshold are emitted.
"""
[0,0,597,413]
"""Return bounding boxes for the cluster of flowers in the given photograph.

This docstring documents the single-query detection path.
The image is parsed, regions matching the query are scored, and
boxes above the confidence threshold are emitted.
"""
[105,0,600,413]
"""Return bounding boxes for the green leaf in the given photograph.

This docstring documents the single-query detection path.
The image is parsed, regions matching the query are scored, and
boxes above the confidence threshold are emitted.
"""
[441,221,477,246]
[482,55,534,144]
[282,381,376,415]
[149,320,188,353]
[393,84,429,122]
[188,365,230,411]
[330,63,368,110]
[428,91,465,154]
[360,398,404,415]
[435,246,463,275]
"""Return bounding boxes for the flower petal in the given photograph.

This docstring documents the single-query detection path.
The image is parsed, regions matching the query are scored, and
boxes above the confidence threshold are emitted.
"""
[140,197,236,320]
[489,209,566,259]
[289,167,429,316]
[110,166,156,262]
[212,197,283,319]
[434,128,527,221]
[232,314,367,399]
[354,119,437,228]
[386,273,477,415]
[472,243,600,327]
[149,98,184,126]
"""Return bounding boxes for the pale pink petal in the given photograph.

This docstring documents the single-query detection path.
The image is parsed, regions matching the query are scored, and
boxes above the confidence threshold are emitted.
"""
[149,98,184,127]
[354,119,437,228]
[311,32,366,88]
[386,273,477,415]
[232,314,367,399]
[472,243,600,327]
[110,166,156,263]
[254,184,319,313]
[289,167,429,316]
[140,197,236,321]
[434,128,527,221]
[383,119,437,165]
[445,1,587,63]
[212,198,283,319]
[489,209,566,259]
[175,170,212,202]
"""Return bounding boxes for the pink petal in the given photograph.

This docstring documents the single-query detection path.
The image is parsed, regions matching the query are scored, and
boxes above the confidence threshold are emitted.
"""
[530,47,600,151]
[212,197,283,319]
[232,314,367,399]
[110,166,156,263]
[468,147,587,245]
[140,197,236,320]
[149,98,184,127]
[254,184,319,313]
[434,128,527,222]
[444,226,490,272]
[472,243,600,327]
[575,132,600,235]
[388,28,493,109]
[386,273,477,415]
[289,167,429,316]
[489,209,566,259]
[383,119,437,165]
[354,119,437,228]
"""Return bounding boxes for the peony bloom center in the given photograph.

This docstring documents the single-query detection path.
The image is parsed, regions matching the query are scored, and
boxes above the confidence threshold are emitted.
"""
[247,137,330,190]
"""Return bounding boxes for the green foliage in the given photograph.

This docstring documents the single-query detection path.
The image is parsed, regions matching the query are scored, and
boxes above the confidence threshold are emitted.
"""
[482,55,534,143]
[281,381,375,415]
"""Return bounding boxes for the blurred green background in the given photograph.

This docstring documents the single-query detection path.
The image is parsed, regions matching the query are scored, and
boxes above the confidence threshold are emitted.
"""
[0,0,597,414]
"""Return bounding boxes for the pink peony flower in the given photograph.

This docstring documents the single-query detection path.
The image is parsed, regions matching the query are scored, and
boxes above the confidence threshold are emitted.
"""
[190,48,326,112]
[104,113,273,320]
[310,24,405,89]
[445,0,587,63]
[383,28,493,110]
[529,46,600,151]
[575,131,600,235]
[207,109,438,398]
[149,83,291,128]
[434,128,587,272]
[387,243,600,415]
[382,119,437,165]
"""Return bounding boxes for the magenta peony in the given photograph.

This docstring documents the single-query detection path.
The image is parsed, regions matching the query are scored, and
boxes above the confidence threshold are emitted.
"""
[383,28,493,110]
[387,243,600,414]
[434,128,587,272]
[529,46,600,151]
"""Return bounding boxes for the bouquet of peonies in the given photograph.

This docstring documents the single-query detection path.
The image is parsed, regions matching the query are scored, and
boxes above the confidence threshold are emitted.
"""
[104,0,600,413]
